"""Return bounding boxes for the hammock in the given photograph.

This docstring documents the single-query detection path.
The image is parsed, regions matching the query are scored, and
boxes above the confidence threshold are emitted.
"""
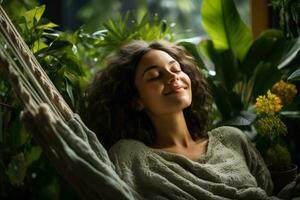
[0,5,135,200]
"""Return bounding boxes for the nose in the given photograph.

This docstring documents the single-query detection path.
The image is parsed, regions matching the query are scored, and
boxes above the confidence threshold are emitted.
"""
[167,71,179,84]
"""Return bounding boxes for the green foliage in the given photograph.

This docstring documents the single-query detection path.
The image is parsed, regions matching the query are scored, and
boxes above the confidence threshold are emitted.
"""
[270,0,300,91]
[0,4,87,199]
[182,0,300,127]
[0,0,38,18]
[201,0,253,60]
[7,153,26,186]
[15,5,58,50]
[76,12,174,70]
[267,144,292,171]
[13,6,90,110]
[78,0,201,37]
[270,0,300,38]
[77,0,122,32]
[288,69,300,81]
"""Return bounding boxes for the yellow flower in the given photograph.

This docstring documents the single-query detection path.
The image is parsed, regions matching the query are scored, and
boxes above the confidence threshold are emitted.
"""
[255,90,282,114]
[271,80,298,104]
[255,115,287,139]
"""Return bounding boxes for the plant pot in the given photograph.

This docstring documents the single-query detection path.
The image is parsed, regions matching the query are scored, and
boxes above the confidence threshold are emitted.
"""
[269,164,298,195]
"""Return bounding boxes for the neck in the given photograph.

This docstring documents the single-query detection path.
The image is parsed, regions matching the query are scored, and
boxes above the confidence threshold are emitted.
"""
[149,111,194,149]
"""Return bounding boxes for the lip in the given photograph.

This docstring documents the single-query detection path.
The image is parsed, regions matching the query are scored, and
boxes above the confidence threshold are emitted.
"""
[164,85,187,96]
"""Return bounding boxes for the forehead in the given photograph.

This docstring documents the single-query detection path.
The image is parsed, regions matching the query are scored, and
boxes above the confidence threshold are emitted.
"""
[137,49,175,70]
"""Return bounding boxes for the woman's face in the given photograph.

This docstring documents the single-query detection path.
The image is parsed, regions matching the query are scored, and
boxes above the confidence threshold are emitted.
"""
[134,49,192,116]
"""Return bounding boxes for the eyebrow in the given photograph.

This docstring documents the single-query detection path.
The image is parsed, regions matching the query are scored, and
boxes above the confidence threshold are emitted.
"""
[142,60,177,76]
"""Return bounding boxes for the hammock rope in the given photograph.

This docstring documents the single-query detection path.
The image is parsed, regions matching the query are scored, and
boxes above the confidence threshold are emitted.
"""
[0,42,41,108]
[0,5,72,121]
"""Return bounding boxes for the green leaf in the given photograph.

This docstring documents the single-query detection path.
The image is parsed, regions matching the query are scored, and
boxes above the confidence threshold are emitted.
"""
[223,111,256,126]
[119,11,129,35]
[241,30,284,76]
[201,0,252,60]
[32,39,48,53]
[287,69,300,82]
[24,5,46,28]
[215,49,239,91]
[37,18,58,30]
[48,40,73,52]
[199,39,215,62]
[277,37,300,69]
[280,111,300,119]
[103,19,124,41]
[201,40,239,91]
[177,41,206,69]
[251,62,281,100]
[63,55,84,76]
[208,79,233,120]
[25,146,42,167]
[34,5,46,22]
[7,153,27,186]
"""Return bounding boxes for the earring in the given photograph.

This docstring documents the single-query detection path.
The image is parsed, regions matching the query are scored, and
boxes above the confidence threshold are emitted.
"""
[136,103,144,111]
[132,100,143,111]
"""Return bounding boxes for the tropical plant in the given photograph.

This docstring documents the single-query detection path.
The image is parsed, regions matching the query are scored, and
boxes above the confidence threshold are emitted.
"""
[0,0,39,17]
[78,0,200,37]
[288,69,300,82]
[76,11,175,71]
[180,0,300,128]
[270,0,300,39]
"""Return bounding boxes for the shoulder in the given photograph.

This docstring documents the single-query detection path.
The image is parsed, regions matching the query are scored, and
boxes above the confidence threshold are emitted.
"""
[208,126,250,147]
[209,126,247,139]
[108,139,147,162]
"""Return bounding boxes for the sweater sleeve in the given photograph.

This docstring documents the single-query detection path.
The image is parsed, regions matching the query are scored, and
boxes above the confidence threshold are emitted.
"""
[245,142,273,195]
[22,106,135,200]
[217,126,274,195]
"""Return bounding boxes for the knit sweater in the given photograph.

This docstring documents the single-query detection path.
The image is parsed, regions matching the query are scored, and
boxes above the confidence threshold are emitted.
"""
[109,126,279,200]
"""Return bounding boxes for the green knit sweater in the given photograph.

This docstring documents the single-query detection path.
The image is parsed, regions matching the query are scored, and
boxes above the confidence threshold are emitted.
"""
[109,126,278,200]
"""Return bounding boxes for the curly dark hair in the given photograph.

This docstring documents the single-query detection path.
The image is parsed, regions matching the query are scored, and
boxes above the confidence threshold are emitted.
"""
[85,40,212,150]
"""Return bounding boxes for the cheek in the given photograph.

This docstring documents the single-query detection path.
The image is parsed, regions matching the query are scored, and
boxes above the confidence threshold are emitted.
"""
[182,73,192,101]
[181,73,192,88]
[137,83,164,106]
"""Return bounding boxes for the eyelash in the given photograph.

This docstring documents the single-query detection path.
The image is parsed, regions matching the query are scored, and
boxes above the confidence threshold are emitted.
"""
[149,74,161,81]
[148,68,182,81]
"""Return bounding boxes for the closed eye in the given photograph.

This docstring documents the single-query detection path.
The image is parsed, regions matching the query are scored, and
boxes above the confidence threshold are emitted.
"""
[148,74,161,81]
[173,69,181,73]
[170,65,182,73]
[146,70,161,81]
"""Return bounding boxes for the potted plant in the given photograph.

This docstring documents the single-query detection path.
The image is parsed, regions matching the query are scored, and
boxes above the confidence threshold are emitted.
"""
[254,80,298,194]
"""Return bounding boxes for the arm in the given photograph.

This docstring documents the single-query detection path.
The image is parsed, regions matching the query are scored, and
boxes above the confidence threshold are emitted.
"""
[219,126,274,194]
[22,104,135,200]
[243,138,274,195]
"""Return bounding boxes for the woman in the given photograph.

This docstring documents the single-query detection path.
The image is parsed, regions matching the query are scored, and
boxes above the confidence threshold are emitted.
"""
[85,40,279,199]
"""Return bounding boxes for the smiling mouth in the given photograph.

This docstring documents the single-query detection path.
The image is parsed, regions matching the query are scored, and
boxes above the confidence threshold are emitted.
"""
[164,86,187,96]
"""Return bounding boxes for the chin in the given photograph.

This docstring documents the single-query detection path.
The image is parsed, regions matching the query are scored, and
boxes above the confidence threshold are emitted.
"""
[168,97,192,110]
